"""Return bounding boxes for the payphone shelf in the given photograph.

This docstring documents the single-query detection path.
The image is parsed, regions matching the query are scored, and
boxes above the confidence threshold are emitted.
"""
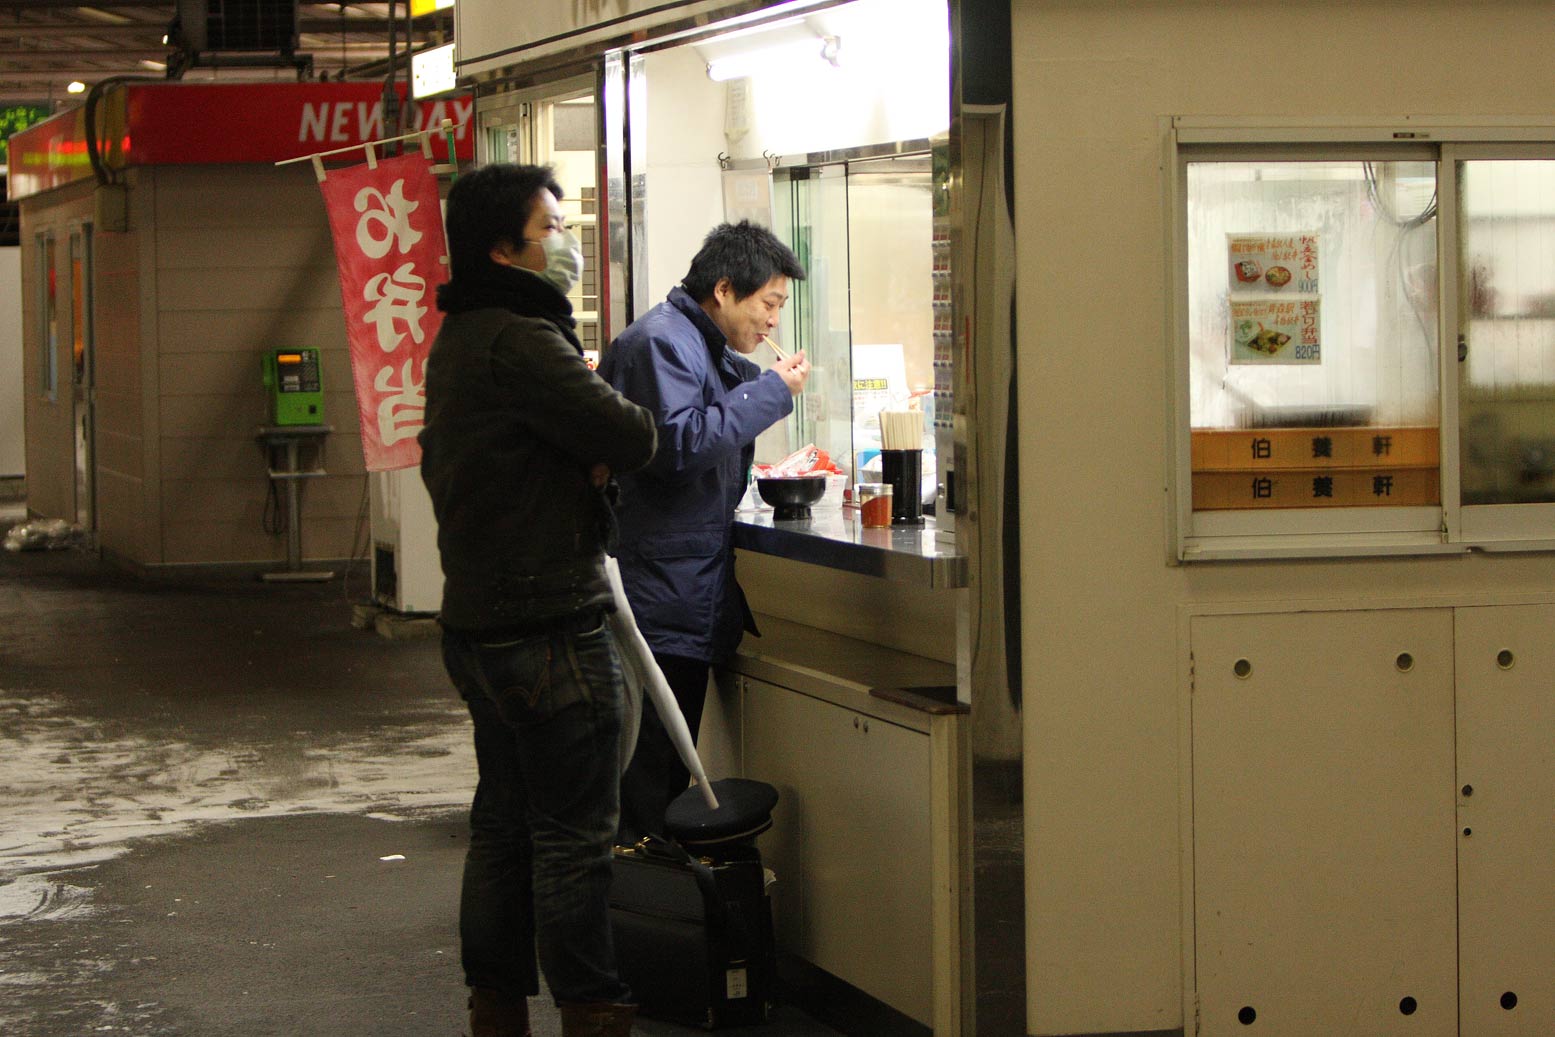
[256,424,335,583]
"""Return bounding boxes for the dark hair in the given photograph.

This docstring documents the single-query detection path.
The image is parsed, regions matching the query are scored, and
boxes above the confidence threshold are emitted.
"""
[443,163,563,281]
[681,221,806,302]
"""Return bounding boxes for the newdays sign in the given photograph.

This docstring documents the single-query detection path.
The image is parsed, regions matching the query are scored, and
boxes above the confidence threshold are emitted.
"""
[8,82,475,200]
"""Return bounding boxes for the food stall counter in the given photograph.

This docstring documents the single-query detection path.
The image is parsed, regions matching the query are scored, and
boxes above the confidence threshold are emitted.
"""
[732,510,966,589]
[706,611,965,1030]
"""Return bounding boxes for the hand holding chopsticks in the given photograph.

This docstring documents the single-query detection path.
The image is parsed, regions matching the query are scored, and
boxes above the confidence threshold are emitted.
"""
[765,336,810,396]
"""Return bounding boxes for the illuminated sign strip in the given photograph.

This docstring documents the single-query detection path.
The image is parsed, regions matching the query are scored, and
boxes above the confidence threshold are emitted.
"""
[7,82,474,200]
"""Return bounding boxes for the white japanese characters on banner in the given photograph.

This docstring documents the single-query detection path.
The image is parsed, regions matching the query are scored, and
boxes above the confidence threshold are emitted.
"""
[319,153,448,470]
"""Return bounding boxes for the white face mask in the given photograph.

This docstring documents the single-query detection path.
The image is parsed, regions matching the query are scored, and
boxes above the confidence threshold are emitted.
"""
[525,228,585,297]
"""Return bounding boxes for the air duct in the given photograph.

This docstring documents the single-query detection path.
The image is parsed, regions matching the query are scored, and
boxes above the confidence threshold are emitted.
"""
[174,0,299,55]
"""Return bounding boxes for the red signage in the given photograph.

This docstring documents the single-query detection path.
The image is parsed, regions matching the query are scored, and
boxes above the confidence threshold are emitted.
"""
[318,152,448,471]
[7,83,474,200]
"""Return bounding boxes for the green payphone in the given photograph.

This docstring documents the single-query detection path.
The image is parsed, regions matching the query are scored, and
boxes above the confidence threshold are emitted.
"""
[261,348,325,426]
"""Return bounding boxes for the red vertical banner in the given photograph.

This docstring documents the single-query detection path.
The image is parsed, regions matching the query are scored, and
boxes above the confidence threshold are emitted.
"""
[318,153,448,471]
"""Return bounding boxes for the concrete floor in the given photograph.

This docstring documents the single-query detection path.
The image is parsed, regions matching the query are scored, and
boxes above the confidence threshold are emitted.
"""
[0,507,841,1037]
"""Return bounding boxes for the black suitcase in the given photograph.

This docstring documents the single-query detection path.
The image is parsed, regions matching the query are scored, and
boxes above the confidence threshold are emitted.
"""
[610,781,779,1029]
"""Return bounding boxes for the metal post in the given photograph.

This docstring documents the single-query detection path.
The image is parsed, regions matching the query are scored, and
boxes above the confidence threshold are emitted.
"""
[283,439,303,571]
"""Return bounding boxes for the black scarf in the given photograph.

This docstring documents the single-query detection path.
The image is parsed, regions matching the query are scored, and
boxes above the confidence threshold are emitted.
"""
[437,264,582,354]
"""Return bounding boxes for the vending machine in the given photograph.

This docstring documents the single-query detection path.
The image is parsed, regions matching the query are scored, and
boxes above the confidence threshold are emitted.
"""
[370,467,441,614]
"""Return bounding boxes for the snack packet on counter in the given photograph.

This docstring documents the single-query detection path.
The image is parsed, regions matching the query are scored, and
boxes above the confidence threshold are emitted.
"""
[755,444,843,478]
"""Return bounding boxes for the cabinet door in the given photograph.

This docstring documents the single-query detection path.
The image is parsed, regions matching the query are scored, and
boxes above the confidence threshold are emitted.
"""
[1455,605,1555,1035]
[742,677,933,1025]
[1190,610,1457,1036]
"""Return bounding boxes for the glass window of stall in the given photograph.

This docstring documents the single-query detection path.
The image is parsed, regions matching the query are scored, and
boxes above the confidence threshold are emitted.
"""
[1172,126,1555,557]
[1452,145,1555,544]
[39,233,58,402]
[766,151,944,488]
[620,0,950,493]
[1172,138,1448,557]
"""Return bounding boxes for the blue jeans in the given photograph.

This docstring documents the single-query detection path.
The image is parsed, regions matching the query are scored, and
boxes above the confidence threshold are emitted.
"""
[441,610,631,1005]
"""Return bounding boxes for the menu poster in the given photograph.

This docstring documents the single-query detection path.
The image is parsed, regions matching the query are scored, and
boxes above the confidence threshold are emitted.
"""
[1228,233,1319,294]
[1231,298,1321,365]
[852,342,909,443]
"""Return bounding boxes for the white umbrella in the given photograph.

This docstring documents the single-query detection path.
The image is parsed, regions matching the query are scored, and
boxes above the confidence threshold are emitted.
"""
[605,556,719,811]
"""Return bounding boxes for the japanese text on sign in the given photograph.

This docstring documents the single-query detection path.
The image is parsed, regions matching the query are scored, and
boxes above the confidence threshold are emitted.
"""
[319,152,449,471]
[1230,297,1322,365]
[1228,233,1320,294]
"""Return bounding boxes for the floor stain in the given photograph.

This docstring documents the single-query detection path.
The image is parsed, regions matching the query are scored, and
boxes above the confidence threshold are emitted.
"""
[0,691,473,892]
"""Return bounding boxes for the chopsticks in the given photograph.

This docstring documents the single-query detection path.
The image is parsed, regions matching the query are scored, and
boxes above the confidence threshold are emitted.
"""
[879,409,925,450]
[762,335,787,361]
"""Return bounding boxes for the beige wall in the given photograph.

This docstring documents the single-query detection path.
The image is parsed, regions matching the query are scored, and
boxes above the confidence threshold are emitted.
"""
[150,164,361,566]
[96,169,150,561]
[21,164,363,568]
[1011,2,1555,1033]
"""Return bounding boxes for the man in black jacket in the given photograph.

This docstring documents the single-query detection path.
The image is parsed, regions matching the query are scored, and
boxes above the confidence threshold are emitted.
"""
[420,164,656,1037]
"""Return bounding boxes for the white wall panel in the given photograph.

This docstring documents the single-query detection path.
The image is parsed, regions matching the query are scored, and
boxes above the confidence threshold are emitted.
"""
[743,677,933,1024]
[1190,609,1457,1037]
[1455,605,1555,1036]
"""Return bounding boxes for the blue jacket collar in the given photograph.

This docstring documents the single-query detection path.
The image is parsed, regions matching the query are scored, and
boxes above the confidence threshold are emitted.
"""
[668,285,760,384]
[669,285,728,355]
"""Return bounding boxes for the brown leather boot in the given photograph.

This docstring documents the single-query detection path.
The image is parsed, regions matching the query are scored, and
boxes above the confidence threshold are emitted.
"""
[468,987,532,1037]
[558,1000,636,1037]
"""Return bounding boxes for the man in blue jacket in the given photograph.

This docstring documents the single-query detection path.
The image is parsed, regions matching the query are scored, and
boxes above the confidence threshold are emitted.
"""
[601,221,810,843]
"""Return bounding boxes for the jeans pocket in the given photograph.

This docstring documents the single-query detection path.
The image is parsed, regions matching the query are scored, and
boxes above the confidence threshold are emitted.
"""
[560,618,619,709]
[470,634,555,723]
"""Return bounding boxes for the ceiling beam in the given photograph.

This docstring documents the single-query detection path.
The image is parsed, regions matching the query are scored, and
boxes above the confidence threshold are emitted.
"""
[0,0,446,14]
[0,43,405,62]
[0,4,448,106]
[0,58,378,82]
[0,0,177,6]
[0,17,447,38]
[0,47,173,59]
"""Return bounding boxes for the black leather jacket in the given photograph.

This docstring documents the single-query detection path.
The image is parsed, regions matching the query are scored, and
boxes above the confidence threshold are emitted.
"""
[419,307,656,631]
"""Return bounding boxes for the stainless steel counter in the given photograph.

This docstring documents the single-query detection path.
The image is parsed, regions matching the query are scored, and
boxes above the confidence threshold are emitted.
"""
[731,507,967,588]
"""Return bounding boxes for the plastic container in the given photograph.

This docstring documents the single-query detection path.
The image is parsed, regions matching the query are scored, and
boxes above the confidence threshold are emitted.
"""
[858,483,894,528]
[817,472,848,511]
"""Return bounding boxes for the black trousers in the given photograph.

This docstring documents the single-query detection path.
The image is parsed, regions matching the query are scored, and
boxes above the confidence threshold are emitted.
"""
[617,652,710,845]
